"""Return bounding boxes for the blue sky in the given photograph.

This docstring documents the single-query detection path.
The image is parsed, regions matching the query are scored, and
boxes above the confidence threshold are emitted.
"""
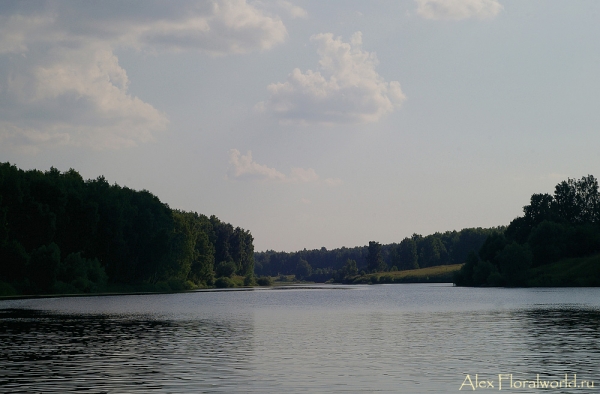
[1,0,599,251]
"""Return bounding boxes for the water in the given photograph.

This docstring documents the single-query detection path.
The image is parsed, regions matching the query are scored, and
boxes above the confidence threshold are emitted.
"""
[1,284,599,393]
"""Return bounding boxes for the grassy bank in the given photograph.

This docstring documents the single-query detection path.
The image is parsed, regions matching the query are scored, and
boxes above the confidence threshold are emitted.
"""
[348,264,463,284]
[527,254,600,287]
[0,275,277,300]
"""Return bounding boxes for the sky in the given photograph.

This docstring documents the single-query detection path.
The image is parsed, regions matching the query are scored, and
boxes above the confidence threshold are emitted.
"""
[1,0,599,252]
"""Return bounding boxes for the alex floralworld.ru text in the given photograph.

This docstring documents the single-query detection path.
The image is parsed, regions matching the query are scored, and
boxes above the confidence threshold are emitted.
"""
[459,374,595,390]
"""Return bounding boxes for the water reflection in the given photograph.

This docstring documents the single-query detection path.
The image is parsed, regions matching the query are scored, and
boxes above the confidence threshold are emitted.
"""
[515,308,600,382]
[0,309,254,393]
[1,286,600,393]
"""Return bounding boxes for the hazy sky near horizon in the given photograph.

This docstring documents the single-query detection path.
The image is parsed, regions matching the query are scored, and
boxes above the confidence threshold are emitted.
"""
[1,0,599,252]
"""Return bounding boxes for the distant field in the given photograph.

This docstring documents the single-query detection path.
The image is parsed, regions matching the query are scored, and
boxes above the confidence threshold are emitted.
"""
[351,264,464,284]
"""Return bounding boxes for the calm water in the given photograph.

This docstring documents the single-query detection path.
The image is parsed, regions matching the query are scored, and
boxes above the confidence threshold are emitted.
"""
[1,284,600,393]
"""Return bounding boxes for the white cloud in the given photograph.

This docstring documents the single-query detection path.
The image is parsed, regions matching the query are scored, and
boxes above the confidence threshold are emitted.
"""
[324,177,343,186]
[290,167,319,183]
[228,149,341,185]
[258,31,406,125]
[416,0,503,20]
[228,149,287,181]
[0,1,287,151]
[118,0,287,55]
[0,41,168,150]
[277,1,308,19]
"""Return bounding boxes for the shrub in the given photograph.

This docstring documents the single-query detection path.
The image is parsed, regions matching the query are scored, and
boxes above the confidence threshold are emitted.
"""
[215,261,236,278]
[243,274,255,286]
[0,281,17,296]
[215,277,235,288]
[380,274,393,283]
[256,276,273,286]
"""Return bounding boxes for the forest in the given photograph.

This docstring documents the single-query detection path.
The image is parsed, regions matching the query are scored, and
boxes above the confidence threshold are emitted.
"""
[0,163,254,295]
[454,175,600,287]
[6,163,592,296]
[255,226,502,283]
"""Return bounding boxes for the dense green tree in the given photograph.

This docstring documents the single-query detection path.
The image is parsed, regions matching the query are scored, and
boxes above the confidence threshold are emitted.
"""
[55,252,107,293]
[450,228,490,266]
[0,162,254,294]
[295,258,312,280]
[211,217,234,265]
[28,243,61,293]
[496,242,532,286]
[392,238,419,270]
[457,174,600,287]
[478,232,507,264]
[553,175,600,224]
[0,240,29,284]
[527,221,569,266]
[418,235,449,268]
[231,227,254,277]
[0,196,7,245]
[342,259,358,277]
[367,241,386,273]
[215,261,237,278]
[453,251,477,286]
[254,227,498,281]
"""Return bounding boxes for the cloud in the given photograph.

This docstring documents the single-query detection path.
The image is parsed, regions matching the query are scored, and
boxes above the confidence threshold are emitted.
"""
[0,43,168,150]
[290,167,319,183]
[257,31,406,125]
[415,0,503,20]
[324,177,343,186]
[277,1,308,19]
[117,0,287,55]
[228,149,341,185]
[228,149,287,181]
[0,1,287,151]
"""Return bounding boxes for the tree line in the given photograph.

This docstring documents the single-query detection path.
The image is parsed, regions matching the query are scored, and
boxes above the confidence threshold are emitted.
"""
[0,163,254,295]
[255,227,502,282]
[454,175,600,286]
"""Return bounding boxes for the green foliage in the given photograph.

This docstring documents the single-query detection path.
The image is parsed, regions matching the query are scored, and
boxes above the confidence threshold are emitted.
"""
[527,254,600,286]
[343,259,358,277]
[367,241,386,273]
[456,174,600,287]
[295,258,312,280]
[243,274,255,286]
[527,221,569,266]
[554,175,600,224]
[0,162,254,295]
[255,227,498,282]
[497,243,531,286]
[28,243,61,293]
[256,276,273,286]
[393,238,419,270]
[55,252,107,293]
[453,251,479,286]
[472,260,498,286]
[478,233,507,263]
[215,261,237,278]
[0,239,29,284]
[418,235,449,268]
[0,281,17,296]
[355,264,464,285]
[214,277,235,288]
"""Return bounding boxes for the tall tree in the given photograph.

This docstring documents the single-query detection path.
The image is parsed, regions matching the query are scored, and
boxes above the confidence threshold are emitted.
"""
[394,238,419,270]
[367,241,386,272]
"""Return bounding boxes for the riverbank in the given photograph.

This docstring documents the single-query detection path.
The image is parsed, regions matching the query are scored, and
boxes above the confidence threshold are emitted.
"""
[527,254,600,286]
[345,264,463,284]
